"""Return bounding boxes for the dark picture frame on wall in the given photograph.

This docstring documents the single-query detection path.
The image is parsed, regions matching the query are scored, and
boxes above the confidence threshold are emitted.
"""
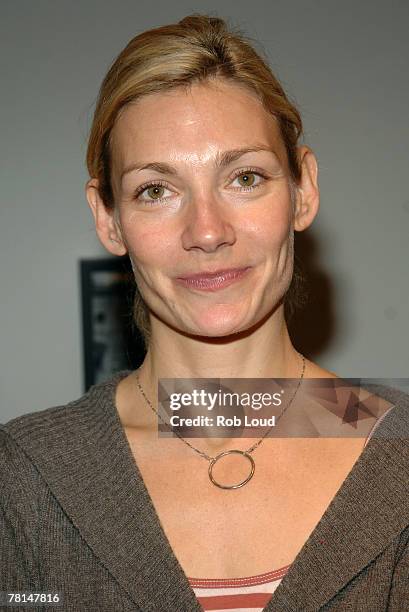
[80,256,146,392]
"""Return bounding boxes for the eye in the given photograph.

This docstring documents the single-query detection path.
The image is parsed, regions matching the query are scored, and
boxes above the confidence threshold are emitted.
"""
[133,167,269,206]
[133,180,173,205]
[230,168,268,191]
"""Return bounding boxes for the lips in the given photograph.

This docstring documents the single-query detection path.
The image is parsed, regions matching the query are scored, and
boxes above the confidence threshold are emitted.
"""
[178,267,249,280]
[175,267,252,291]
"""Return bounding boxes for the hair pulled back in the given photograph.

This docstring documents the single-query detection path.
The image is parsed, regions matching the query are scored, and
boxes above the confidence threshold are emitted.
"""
[86,14,307,347]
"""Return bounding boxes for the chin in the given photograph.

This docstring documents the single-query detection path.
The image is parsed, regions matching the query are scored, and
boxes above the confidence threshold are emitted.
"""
[184,309,256,338]
[181,299,281,339]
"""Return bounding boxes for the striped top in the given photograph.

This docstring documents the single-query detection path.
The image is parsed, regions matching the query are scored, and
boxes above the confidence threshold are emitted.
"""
[189,565,289,611]
[188,407,394,612]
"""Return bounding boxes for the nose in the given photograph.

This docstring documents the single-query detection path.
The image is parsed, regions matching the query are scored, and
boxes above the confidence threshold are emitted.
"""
[181,191,236,253]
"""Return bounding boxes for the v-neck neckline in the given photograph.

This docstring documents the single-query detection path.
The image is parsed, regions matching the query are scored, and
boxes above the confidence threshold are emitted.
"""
[5,368,409,611]
[102,369,409,611]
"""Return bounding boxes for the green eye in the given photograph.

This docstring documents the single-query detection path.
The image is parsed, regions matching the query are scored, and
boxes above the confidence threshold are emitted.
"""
[147,185,165,199]
[134,180,171,205]
[232,169,267,191]
[236,172,256,187]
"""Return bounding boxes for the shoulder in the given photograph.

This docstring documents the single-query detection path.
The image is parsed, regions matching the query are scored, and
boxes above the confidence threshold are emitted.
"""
[0,427,44,521]
[303,358,409,436]
[0,397,86,504]
[1,370,129,449]
[1,370,131,485]
[1,395,91,452]
[0,396,91,511]
[0,383,102,512]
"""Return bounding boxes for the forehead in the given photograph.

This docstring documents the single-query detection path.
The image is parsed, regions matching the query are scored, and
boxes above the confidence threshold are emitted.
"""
[110,79,286,173]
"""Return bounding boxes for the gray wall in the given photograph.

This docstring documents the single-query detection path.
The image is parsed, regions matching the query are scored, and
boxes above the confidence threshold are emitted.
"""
[1,0,408,420]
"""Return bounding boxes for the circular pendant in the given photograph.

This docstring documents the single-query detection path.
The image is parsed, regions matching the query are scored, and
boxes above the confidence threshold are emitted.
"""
[208,449,255,490]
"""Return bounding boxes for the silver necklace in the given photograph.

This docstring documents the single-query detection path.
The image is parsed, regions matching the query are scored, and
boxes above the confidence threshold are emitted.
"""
[135,353,305,490]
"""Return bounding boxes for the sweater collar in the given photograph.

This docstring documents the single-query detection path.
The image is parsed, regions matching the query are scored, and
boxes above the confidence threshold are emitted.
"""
[7,370,409,611]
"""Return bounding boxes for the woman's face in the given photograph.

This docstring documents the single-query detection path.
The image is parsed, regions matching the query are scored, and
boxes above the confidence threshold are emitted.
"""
[103,79,318,337]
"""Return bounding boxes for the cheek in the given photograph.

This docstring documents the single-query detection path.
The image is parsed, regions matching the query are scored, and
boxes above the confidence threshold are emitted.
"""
[123,221,175,268]
[248,201,293,250]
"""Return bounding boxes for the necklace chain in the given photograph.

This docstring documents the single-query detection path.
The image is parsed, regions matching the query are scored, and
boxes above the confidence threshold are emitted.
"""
[135,352,305,463]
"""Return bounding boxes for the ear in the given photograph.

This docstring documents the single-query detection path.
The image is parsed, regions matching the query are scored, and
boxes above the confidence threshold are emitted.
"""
[85,178,128,256]
[293,146,320,232]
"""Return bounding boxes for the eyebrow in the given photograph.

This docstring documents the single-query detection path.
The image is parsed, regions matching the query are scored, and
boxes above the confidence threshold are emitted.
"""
[120,145,279,183]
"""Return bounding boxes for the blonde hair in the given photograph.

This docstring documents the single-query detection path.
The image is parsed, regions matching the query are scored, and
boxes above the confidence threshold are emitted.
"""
[86,13,307,348]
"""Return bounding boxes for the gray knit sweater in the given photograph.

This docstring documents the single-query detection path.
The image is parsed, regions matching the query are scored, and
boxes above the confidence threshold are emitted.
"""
[1,370,409,611]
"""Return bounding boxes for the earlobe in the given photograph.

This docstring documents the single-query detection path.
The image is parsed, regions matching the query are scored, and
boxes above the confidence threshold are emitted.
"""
[293,146,320,232]
[85,178,128,256]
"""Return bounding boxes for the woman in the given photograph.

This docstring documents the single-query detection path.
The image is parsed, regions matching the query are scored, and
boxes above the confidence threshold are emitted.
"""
[1,14,409,612]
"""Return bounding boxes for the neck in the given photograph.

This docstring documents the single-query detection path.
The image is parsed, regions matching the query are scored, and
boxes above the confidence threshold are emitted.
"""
[135,304,303,399]
[126,306,306,455]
